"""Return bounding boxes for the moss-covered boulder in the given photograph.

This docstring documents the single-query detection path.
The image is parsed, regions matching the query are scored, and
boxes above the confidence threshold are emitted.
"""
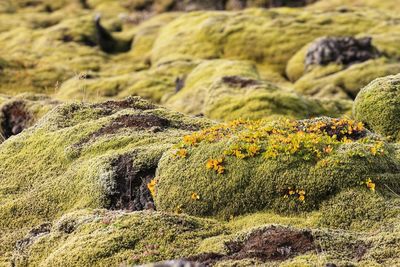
[0,97,211,262]
[11,210,225,267]
[151,8,384,75]
[165,59,352,120]
[155,117,400,218]
[286,36,400,100]
[353,74,400,142]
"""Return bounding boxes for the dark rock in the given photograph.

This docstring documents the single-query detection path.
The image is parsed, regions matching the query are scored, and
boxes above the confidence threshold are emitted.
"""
[140,260,205,267]
[305,36,380,68]
[221,76,260,88]
[175,76,186,92]
[0,100,31,139]
[15,223,52,252]
[108,154,156,211]
[94,15,132,53]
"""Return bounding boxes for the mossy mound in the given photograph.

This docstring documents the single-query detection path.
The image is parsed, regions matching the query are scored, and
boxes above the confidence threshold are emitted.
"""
[155,117,400,218]
[0,94,59,142]
[151,8,385,75]
[11,210,225,267]
[286,37,400,100]
[56,59,198,103]
[353,74,400,142]
[318,188,396,231]
[0,97,211,262]
[165,59,351,120]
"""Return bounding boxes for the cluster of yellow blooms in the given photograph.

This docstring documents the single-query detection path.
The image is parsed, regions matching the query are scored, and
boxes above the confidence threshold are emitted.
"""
[167,118,383,204]
[284,188,306,202]
[206,158,225,174]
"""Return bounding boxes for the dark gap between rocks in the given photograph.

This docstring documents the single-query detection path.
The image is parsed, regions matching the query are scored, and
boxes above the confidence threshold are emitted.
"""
[108,154,156,211]
[0,100,32,139]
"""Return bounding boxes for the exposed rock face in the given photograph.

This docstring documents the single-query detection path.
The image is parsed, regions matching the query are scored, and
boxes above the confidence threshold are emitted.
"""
[305,36,380,67]
[94,15,132,53]
[0,94,59,141]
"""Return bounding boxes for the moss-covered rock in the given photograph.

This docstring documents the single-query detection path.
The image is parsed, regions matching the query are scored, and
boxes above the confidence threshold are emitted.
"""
[0,97,211,263]
[11,210,225,267]
[165,59,350,120]
[151,8,385,75]
[286,36,400,100]
[155,117,400,218]
[353,74,400,142]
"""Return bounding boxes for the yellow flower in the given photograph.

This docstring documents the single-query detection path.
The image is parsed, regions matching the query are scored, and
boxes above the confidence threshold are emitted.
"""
[288,189,295,195]
[191,192,200,200]
[174,148,188,158]
[206,158,225,174]
[298,190,306,196]
[365,178,376,192]
[298,195,305,202]
[324,146,333,154]
[147,179,157,198]
[175,205,183,214]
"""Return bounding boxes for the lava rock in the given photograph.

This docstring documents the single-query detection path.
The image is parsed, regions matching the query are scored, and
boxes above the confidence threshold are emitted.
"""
[305,36,380,67]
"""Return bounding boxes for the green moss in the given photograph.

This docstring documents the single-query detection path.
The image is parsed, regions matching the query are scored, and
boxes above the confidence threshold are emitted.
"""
[151,8,383,75]
[318,188,390,231]
[56,59,198,103]
[155,117,400,218]
[0,97,211,263]
[293,58,400,100]
[11,210,225,267]
[353,74,400,142]
[165,59,348,120]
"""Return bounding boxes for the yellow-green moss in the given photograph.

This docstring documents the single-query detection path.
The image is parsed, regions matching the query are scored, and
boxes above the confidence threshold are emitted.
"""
[293,58,400,100]
[155,117,400,218]
[165,59,348,120]
[11,210,225,267]
[0,97,211,263]
[151,8,384,75]
[353,74,400,142]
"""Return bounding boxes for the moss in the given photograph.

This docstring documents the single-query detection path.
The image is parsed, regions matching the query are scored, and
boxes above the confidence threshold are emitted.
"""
[151,8,383,75]
[318,188,390,231]
[166,59,260,115]
[155,117,400,218]
[353,74,400,142]
[165,59,348,120]
[56,59,198,103]
[309,0,400,14]
[293,57,400,100]
[11,210,225,266]
[0,97,211,262]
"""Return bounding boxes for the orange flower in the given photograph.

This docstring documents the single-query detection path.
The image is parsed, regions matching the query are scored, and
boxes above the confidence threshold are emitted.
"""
[191,192,200,200]
[147,179,157,198]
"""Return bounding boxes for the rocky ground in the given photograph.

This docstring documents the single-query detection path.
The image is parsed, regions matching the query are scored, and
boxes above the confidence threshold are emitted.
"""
[0,0,399,266]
